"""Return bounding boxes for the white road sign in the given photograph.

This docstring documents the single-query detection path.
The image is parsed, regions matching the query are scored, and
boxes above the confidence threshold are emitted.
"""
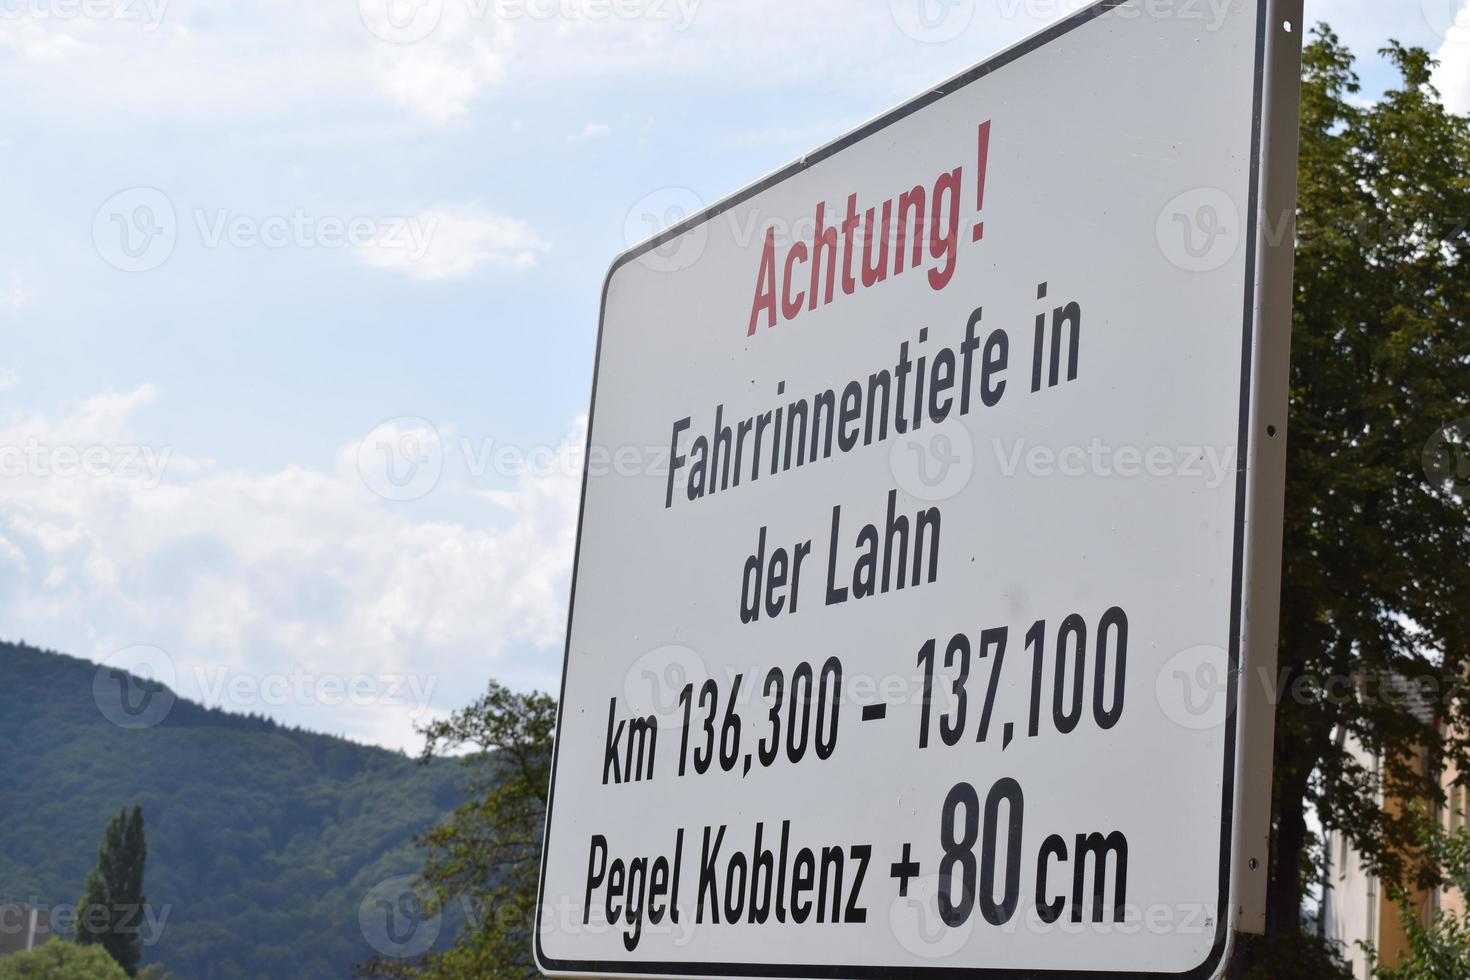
[537,0,1303,976]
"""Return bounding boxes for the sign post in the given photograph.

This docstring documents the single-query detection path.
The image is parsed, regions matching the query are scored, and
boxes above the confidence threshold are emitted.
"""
[537,0,1303,975]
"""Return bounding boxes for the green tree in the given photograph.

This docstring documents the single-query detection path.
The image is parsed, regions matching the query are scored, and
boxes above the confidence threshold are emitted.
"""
[357,681,556,979]
[1260,23,1470,971]
[1372,820,1470,978]
[77,806,149,977]
[0,941,129,980]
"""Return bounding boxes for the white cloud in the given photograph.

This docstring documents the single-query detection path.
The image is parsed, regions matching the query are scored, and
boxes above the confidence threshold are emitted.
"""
[368,2,512,123]
[0,0,1448,131]
[0,4,364,118]
[0,0,1024,126]
[0,271,31,310]
[1430,3,1470,115]
[0,18,89,62]
[355,203,550,279]
[0,387,582,749]
[569,121,610,141]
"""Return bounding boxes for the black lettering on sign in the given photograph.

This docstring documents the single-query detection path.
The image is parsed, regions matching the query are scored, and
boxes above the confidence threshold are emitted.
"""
[603,698,657,785]
[692,821,873,927]
[583,829,686,952]
[826,491,942,607]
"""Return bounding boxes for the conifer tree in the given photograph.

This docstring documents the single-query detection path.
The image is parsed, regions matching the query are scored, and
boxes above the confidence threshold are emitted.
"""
[77,806,148,977]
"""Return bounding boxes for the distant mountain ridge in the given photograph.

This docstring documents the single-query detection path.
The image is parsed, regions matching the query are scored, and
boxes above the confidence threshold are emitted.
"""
[0,641,462,979]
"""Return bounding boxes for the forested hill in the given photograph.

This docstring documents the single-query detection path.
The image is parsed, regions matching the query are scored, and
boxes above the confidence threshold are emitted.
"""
[0,641,463,978]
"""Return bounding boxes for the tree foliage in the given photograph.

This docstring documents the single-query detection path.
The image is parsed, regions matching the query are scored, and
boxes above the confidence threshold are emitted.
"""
[0,641,463,979]
[0,941,130,980]
[1268,21,1470,963]
[1372,822,1470,979]
[77,805,148,976]
[357,681,557,979]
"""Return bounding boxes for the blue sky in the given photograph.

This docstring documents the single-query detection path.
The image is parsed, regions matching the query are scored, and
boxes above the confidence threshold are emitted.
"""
[1,0,1466,749]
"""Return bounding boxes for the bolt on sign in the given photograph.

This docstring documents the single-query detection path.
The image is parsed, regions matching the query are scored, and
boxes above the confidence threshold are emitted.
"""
[536,0,1303,976]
